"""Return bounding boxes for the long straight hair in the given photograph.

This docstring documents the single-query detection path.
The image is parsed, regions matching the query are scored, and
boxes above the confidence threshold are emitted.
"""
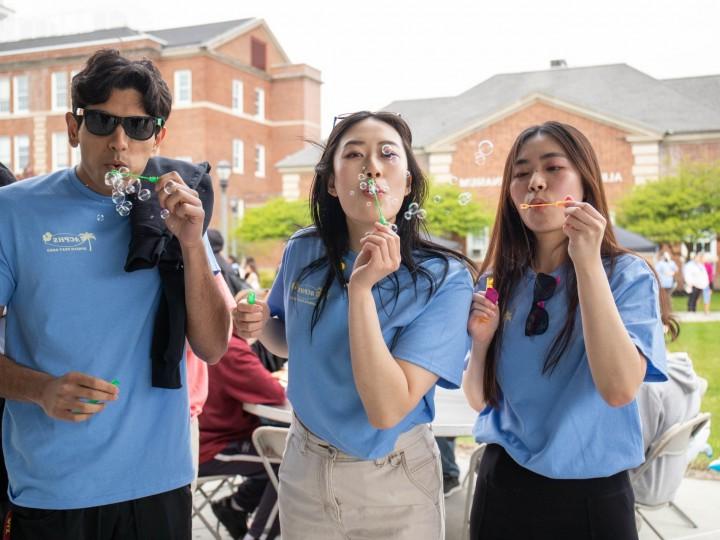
[296,111,477,331]
[480,121,676,407]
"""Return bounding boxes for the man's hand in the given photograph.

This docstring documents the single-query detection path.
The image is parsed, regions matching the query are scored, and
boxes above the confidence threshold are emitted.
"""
[156,171,205,249]
[39,372,119,422]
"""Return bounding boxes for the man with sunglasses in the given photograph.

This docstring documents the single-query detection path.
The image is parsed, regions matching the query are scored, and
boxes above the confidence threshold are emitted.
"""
[0,49,230,540]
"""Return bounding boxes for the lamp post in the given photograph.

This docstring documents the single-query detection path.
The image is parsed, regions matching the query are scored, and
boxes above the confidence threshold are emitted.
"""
[216,160,232,243]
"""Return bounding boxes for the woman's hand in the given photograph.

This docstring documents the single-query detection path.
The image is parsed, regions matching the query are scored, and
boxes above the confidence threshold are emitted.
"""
[562,196,606,268]
[467,291,500,345]
[349,223,401,292]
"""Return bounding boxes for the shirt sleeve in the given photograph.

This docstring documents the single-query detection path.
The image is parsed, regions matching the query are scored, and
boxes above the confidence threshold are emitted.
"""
[220,337,286,405]
[391,260,473,389]
[611,256,668,382]
[0,198,16,307]
[267,242,289,321]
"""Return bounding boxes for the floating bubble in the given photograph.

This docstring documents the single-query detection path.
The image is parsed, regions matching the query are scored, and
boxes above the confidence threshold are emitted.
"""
[111,191,126,205]
[96,214,104,222]
[163,180,176,195]
[458,192,472,206]
[366,201,372,207]
[408,202,420,213]
[449,176,458,185]
[416,209,427,220]
[116,201,133,217]
[117,166,130,175]
[403,211,413,221]
[349,190,356,196]
[104,171,120,186]
[358,173,366,181]
[390,223,398,233]
[125,178,140,195]
[368,184,377,195]
[381,144,392,156]
[112,177,125,192]
[160,208,171,220]
[138,188,152,201]
[432,195,443,203]
[359,181,368,191]
[474,140,494,165]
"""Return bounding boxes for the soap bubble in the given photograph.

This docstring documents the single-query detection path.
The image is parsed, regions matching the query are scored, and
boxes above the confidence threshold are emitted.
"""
[458,192,472,206]
[117,166,130,175]
[111,192,126,205]
[390,223,398,233]
[416,209,427,220]
[408,202,419,213]
[160,208,170,220]
[432,195,443,204]
[474,140,494,165]
[349,190,356,196]
[359,181,368,191]
[96,214,104,222]
[125,178,140,195]
[381,144,392,155]
[138,188,152,202]
[116,201,133,217]
[403,211,413,220]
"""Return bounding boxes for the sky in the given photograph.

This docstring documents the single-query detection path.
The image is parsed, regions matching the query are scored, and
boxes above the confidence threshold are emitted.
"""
[1,0,718,135]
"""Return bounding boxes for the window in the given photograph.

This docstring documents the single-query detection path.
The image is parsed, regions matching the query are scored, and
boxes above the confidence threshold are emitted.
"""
[52,132,69,170]
[51,72,68,111]
[232,80,243,112]
[0,78,9,114]
[13,135,29,174]
[251,38,267,71]
[0,137,10,166]
[174,70,192,105]
[255,144,265,178]
[232,139,244,174]
[254,88,265,119]
[13,75,29,113]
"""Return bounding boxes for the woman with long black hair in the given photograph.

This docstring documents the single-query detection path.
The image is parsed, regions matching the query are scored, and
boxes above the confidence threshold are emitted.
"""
[463,121,671,539]
[234,111,475,539]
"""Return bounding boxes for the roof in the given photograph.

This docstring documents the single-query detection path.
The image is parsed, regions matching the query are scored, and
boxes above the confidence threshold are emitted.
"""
[276,144,324,169]
[0,18,256,53]
[613,225,656,252]
[662,75,720,117]
[385,64,720,147]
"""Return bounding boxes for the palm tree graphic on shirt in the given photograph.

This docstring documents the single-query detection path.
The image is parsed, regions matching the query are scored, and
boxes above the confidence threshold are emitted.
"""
[78,232,96,251]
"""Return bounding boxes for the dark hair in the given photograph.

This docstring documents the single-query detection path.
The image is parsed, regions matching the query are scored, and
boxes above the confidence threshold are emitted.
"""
[297,110,477,331]
[480,121,676,407]
[244,257,258,275]
[72,49,171,124]
[0,162,16,187]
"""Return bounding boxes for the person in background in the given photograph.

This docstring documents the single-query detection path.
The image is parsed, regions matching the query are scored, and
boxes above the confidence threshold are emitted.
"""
[683,253,709,312]
[702,253,715,315]
[655,251,677,306]
[436,437,462,497]
[243,257,261,290]
[208,229,250,296]
[632,352,707,505]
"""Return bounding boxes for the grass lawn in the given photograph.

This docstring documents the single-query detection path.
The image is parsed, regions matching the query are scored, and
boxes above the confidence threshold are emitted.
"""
[668,321,720,469]
[671,291,720,313]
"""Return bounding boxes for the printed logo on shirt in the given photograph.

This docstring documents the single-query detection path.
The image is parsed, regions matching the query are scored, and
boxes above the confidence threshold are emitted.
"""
[289,281,322,306]
[42,231,96,253]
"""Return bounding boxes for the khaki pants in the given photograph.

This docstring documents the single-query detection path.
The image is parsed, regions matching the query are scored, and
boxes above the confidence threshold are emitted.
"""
[279,418,444,540]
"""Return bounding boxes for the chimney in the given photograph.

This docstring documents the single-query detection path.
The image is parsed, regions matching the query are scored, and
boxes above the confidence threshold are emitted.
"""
[550,59,567,69]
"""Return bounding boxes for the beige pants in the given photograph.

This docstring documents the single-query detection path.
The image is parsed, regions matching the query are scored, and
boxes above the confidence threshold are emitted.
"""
[190,415,199,492]
[278,419,445,540]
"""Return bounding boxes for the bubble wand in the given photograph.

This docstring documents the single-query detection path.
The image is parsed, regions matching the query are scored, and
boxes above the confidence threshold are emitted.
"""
[366,178,389,226]
[519,201,569,210]
[110,169,161,183]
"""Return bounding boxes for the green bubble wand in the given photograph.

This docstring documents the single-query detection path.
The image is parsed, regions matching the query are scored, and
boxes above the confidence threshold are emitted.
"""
[366,179,388,226]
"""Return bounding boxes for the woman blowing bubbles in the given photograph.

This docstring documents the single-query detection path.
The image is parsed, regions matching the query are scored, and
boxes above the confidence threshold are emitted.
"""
[234,111,475,539]
[463,121,669,540]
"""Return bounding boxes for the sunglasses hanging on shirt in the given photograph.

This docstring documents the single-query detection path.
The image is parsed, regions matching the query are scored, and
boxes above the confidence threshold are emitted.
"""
[525,273,559,336]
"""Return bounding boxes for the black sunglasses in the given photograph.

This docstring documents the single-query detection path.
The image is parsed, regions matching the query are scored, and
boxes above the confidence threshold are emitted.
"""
[75,108,164,141]
[525,273,558,336]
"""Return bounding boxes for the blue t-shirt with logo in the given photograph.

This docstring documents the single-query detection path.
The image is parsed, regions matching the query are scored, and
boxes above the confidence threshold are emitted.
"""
[472,255,668,479]
[267,228,473,459]
[0,168,213,509]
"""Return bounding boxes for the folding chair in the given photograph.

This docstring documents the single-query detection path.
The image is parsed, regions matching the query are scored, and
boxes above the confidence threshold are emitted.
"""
[192,474,239,540]
[251,426,290,539]
[461,443,486,540]
[630,412,711,540]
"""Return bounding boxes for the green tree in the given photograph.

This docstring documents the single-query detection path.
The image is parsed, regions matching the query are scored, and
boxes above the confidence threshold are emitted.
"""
[236,198,310,241]
[616,163,720,243]
[423,184,493,237]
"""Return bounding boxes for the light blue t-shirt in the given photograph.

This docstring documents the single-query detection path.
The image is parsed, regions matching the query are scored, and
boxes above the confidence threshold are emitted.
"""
[0,168,214,509]
[268,228,473,459]
[473,255,668,479]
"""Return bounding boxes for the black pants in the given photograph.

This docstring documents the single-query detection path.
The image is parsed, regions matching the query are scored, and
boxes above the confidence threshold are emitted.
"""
[470,444,638,540]
[688,287,703,312]
[4,485,191,540]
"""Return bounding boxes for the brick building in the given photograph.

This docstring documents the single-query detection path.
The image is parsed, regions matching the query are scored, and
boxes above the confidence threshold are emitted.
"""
[0,18,321,229]
[278,62,720,258]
